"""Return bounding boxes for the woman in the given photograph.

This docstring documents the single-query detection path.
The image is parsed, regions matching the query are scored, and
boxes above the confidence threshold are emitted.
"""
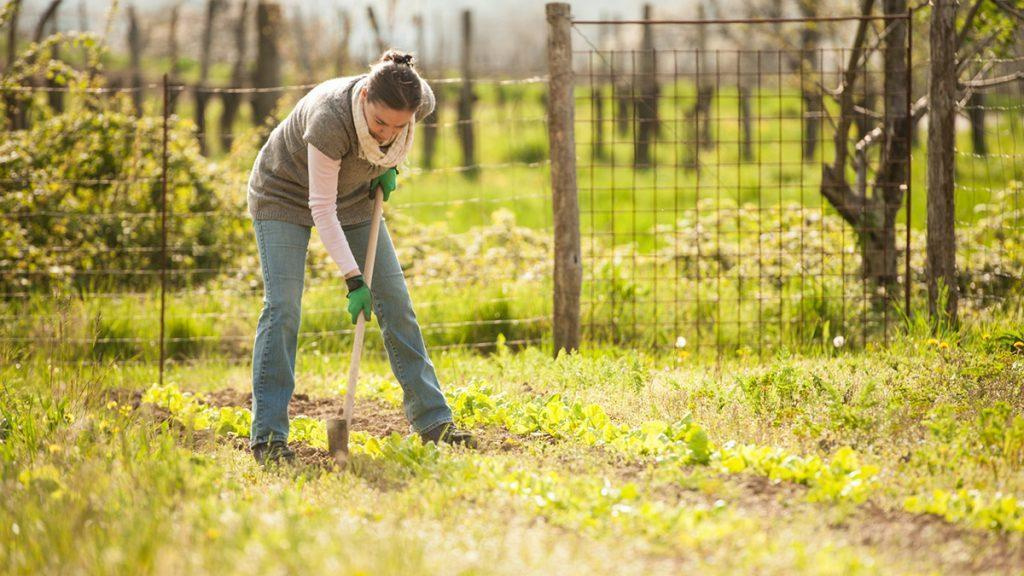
[246,50,476,465]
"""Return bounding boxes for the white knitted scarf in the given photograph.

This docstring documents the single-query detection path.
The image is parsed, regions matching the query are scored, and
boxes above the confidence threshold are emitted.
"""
[351,78,415,168]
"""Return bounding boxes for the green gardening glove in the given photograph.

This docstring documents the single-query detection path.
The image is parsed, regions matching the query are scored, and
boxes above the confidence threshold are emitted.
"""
[345,275,372,324]
[368,167,398,202]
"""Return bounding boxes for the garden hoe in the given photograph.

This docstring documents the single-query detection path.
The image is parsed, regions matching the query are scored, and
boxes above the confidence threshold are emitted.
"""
[327,186,385,469]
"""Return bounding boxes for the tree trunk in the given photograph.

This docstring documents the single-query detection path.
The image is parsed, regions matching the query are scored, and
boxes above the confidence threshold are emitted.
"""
[290,7,313,82]
[414,13,438,169]
[633,4,657,169]
[860,209,899,291]
[195,0,222,155]
[798,0,819,162]
[591,85,605,160]
[127,5,143,116]
[695,3,712,150]
[739,84,753,161]
[457,10,477,177]
[253,1,282,128]
[77,0,92,78]
[220,0,249,152]
[861,0,910,293]
[615,77,630,136]
[818,0,913,298]
[167,2,181,114]
[44,6,63,113]
[927,0,959,323]
[4,0,25,130]
[695,85,713,151]
[613,22,630,138]
[967,91,987,155]
[336,9,351,75]
[365,6,386,55]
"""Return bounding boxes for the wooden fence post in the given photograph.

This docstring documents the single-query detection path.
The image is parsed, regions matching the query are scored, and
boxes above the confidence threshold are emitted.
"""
[547,3,581,356]
[927,0,958,324]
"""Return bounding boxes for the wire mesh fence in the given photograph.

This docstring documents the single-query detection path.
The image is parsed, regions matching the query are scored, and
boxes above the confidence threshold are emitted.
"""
[0,74,555,368]
[2,7,1022,370]
[954,55,1024,317]
[570,13,917,358]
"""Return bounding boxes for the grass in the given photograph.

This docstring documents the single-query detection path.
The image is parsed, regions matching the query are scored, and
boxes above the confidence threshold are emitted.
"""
[3,322,1024,574]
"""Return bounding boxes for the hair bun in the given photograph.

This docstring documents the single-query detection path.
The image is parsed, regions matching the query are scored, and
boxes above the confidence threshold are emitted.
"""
[382,50,415,67]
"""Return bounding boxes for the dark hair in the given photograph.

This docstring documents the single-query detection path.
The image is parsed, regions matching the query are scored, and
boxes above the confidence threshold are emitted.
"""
[365,50,423,112]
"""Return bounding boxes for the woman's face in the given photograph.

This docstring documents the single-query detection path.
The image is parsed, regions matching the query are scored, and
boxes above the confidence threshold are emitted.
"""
[361,88,415,145]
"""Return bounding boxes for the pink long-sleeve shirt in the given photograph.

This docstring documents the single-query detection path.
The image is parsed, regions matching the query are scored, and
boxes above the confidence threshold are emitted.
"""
[307,143,360,277]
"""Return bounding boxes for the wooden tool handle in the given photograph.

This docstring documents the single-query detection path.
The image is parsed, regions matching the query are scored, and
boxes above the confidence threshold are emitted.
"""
[342,186,385,428]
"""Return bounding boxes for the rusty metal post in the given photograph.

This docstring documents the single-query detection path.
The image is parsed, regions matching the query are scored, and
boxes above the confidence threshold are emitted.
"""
[547,3,581,355]
[904,6,913,316]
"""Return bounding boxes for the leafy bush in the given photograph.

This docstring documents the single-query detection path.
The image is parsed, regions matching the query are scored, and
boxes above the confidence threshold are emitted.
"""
[0,28,249,294]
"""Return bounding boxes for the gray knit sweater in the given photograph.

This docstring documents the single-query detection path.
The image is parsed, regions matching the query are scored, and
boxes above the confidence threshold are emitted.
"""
[246,74,435,227]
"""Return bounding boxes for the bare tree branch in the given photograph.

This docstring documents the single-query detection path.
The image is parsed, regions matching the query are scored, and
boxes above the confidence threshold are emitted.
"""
[32,0,62,44]
[366,6,387,55]
[817,0,885,228]
[954,60,996,118]
[853,96,928,153]
[955,0,985,49]
[854,125,883,201]
[853,104,884,121]
[830,0,876,181]
[956,29,1001,74]
[960,68,1024,88]
[990,0,1024,21]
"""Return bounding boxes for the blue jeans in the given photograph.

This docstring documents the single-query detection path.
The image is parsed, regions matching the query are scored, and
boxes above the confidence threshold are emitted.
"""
[249,218,454,447]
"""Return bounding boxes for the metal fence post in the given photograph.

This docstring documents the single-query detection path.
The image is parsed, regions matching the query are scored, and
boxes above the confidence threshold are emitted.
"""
[904,6,913,317]
[547,3,581,356]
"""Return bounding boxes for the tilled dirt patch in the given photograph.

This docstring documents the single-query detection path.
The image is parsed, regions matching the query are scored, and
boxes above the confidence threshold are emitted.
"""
[840,500,1024,574]
[204,388,412,438]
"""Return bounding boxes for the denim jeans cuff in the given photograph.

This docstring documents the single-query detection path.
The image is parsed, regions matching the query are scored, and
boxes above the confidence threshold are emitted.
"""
[412,409,454,435]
